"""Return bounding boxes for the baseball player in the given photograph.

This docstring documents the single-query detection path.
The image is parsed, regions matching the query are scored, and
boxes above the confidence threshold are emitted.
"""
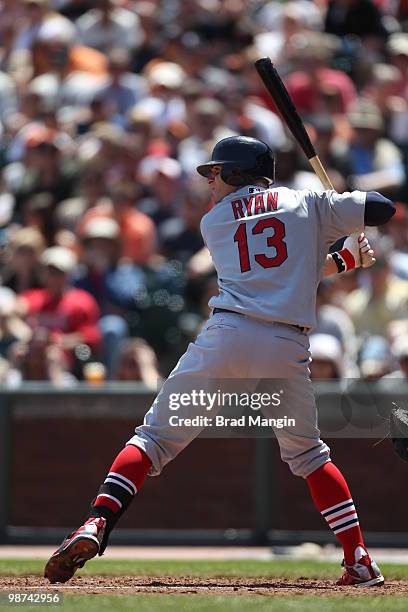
[45,136,394,587]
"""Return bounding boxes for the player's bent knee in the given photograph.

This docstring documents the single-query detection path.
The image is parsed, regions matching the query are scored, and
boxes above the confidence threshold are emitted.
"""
[126,425,191,477]
[283,440,331,478]
[126,432,170,477]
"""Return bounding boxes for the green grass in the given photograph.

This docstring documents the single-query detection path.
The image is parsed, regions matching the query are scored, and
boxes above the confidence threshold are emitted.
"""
[65,596,407,611]
[1,559,408,612]
[1,596,408,612]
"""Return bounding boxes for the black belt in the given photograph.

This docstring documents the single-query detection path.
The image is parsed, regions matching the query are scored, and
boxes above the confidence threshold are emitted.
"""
[212,308,308,334]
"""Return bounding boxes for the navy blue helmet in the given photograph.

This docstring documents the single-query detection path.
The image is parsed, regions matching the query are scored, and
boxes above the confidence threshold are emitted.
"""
[196,136,275,186]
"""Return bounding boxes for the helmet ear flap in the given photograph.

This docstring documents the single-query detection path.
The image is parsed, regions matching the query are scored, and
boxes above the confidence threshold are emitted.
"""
[220,165,246,186]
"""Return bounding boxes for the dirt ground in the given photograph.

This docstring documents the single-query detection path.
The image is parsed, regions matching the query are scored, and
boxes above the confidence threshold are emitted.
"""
[1,576,407,597]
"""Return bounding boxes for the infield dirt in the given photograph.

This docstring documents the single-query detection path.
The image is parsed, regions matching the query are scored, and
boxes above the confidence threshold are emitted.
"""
[1,575,407,597]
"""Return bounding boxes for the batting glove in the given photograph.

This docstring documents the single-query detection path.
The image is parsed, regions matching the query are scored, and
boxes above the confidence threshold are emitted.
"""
[332,233,376,273]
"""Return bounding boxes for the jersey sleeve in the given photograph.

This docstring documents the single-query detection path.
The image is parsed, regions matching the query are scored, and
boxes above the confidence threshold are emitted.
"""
[312,190,366,245]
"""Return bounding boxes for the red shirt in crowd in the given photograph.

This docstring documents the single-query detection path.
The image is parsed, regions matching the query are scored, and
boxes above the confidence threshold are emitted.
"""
[285,68,357,115]
[21,288,101,350]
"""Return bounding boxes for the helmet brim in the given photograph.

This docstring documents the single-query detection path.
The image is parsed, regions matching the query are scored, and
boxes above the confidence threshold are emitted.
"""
[196,161,226,178]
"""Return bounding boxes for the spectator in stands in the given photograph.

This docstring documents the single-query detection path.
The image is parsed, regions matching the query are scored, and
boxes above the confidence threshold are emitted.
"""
[77,164,108,209]
[0,69,17,122]
[347,100,405,196]
[126,106,159,155]
[325,0,388,48]
[18,246,101,365]
[8,127,78,220]
[31,15,107,79]
[389,336,408,378]
[1,226,45,292]
[129,1,162,73]
[22,192,56,246]
[273,141,323,191]
[309,333,344,380]
[54,197,88,236]
[178,97,231,174]
[13,0,55,52]
[345,251,408,337]
[75,217,122,307]
[76,0,144,54]
[74,217,129,376]
[138,157,183,237]
[97,48,147,122]
[160,177,207,264]
[359,335,393,380]
[0,286,31,359]
[307,115,348,192]
[285,32,357,116]
[114,337,160,387]
[7,327,77,386]
[136,61,187,131]
[217,79,286,148]
[382,202,408,279]
[254,1,322,70]
[364,63,403,119]
[314,279,358,374]
[0,356,12,385]
[79,181,157,264]
[387,33,408,94]
[0,0,25,43]
[75,215,187,375]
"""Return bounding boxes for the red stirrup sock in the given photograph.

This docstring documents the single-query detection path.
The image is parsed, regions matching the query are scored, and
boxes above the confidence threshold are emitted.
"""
[306,462,366,565]
[93,445,151,515]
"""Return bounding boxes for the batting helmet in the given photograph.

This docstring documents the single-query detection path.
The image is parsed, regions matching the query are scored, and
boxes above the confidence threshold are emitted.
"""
[196,136,275,186]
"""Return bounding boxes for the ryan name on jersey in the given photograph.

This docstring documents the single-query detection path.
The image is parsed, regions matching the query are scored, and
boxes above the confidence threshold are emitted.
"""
[230,191,279,220]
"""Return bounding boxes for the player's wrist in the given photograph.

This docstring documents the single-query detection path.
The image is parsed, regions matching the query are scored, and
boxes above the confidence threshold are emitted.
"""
[331,248,358,273]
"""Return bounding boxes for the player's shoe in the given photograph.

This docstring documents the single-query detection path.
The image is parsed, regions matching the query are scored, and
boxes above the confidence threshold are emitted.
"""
[336,546,384,586]
[44,517,106,584]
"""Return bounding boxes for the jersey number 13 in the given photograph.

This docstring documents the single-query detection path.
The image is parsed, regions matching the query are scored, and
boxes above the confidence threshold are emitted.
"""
[233,218,288,273]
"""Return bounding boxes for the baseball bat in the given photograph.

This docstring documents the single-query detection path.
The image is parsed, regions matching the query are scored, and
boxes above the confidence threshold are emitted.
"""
[254,57,334,190]
[254,57,375,268]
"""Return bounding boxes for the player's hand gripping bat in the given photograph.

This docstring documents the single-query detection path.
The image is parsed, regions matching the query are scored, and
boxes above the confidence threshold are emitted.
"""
[254,57,374,269]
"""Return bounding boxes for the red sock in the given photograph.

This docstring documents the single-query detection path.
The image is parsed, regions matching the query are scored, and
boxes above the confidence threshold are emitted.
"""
[306,462,365,565]
[93,445,151,514]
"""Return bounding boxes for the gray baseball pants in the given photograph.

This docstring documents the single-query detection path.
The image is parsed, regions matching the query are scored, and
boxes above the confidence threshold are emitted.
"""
[127,310,330,478]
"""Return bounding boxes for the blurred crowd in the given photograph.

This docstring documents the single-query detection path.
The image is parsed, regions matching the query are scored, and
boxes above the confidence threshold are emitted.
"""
[0,0,408,386]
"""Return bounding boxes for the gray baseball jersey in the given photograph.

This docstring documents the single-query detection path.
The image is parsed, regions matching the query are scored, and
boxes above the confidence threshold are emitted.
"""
[200,186,366,329]
[127,185,365,479]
